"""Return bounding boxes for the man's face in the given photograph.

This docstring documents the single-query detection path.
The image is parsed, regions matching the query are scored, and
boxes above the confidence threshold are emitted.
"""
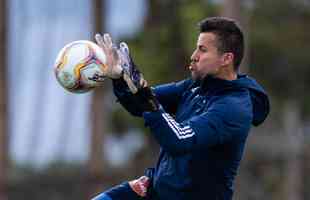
[189,32,225,80]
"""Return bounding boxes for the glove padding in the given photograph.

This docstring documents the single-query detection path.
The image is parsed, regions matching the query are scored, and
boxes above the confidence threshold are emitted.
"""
[94,33,123,79]
[117,42,147,94]
[116,42,159,112]
[94,33,159,112]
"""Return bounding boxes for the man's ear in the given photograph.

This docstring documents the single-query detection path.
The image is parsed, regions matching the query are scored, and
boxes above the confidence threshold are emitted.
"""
[222,52,234,66]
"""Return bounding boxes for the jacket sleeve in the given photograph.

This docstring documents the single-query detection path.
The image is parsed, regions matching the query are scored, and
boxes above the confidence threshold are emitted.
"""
[142,95,253,155]
[112,78,193,117]
[153,78,193,114]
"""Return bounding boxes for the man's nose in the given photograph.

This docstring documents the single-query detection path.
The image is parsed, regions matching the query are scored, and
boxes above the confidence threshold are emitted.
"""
[191,50,199,63]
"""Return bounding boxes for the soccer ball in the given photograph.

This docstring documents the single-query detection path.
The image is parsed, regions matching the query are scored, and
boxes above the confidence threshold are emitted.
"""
[54,40,107,93]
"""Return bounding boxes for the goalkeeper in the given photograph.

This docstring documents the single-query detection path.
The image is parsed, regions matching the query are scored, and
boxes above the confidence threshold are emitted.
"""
[91,17,270,200]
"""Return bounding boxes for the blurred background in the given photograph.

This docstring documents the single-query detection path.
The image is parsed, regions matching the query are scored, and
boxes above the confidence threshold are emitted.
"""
[0,0,310,199]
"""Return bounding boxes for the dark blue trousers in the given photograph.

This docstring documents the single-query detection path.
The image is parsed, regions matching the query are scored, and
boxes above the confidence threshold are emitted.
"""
[91,182,144,200]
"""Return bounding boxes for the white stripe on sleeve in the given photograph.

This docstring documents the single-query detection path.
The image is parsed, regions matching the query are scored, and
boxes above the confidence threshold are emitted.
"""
[161,113,195,139]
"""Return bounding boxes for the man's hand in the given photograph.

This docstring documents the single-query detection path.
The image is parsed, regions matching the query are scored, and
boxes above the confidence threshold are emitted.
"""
[116,42,159,112]
[117,41,147,94]
[95,33,159,112]
[129,176,150,197]
[94,33,147,93]
[94,33,123,79]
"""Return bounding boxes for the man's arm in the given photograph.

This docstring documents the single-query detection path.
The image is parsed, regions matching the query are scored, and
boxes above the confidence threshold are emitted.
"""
[152,78,193,114]
[113,78,193,117]
[92,33,193,116]
[143,94,253,155]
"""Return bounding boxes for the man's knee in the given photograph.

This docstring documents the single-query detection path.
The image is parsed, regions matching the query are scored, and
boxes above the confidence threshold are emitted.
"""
[90,182,142,200]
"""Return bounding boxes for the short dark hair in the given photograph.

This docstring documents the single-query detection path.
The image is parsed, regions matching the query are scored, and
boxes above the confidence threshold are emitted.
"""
[198,17,244,71]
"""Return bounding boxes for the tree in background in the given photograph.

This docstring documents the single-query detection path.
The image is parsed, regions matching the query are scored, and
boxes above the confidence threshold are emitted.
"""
[249,0,310,112]
[221,0,250,73]
[88,0,107,198]
[245,1,310,199]
[128,0,218,84]
[0,0,8,199]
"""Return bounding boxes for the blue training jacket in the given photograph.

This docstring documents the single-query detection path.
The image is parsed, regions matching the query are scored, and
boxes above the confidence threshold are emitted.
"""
[113,74,270,200]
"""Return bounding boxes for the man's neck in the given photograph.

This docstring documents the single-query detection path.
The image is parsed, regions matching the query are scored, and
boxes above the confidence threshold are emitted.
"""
[214,71,237,81]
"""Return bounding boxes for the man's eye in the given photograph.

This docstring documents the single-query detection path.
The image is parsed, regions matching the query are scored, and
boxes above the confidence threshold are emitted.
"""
[199,46,207,52]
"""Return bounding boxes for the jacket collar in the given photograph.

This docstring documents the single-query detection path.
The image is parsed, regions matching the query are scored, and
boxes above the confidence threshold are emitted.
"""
[197,74,246,94]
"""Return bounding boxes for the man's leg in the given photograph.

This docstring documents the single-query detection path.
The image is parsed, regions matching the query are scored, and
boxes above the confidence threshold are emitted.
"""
[91,182,143,200]
[91,193,112,200]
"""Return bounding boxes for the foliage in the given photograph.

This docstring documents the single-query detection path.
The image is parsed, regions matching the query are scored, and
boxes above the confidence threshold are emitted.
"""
[248,0,310,116]
[125,0,218,84]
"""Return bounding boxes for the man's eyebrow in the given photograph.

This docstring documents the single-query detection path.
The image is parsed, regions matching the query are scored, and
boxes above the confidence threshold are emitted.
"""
[198,45,207,49]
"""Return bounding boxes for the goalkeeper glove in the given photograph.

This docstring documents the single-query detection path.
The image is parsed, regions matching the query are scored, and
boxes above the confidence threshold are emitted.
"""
[94,33,159,112]
[117,43,159,112]
[115,42,159,112]
[92,33,147,92]
[92,33,123,79]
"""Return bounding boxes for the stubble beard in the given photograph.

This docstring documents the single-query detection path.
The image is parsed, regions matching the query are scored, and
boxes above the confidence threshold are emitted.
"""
[191,71,204,81]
